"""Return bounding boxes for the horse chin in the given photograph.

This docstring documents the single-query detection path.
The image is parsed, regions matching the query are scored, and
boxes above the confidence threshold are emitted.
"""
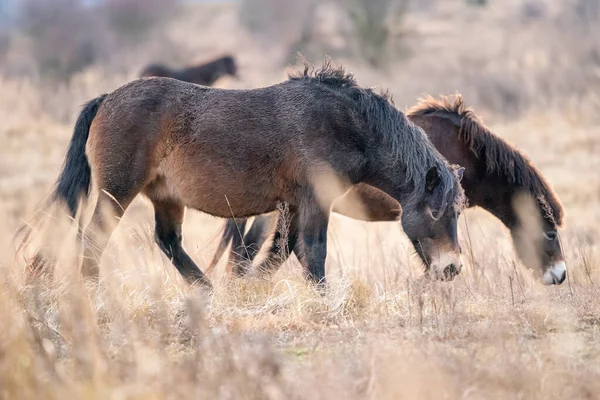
[542,261,567,285]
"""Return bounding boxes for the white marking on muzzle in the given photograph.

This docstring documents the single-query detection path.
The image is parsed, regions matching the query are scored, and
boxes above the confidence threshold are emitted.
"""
[542,261,567,285]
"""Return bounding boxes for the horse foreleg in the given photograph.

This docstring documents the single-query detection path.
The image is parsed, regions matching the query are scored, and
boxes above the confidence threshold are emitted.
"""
[298,202,330,287]
[152,199,212,289]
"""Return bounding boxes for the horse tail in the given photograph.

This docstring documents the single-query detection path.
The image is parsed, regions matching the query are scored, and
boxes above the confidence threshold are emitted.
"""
[54,94,107,218]
[205,218,246,274]
[14,94,107,272]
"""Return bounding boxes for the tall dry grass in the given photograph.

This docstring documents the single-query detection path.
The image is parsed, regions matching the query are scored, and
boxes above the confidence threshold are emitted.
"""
[3,202,600,399]
[1,1,600,399]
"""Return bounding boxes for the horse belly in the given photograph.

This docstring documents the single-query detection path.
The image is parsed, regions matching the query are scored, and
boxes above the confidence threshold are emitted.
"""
[157,151,283,218]
[185,180,278,218]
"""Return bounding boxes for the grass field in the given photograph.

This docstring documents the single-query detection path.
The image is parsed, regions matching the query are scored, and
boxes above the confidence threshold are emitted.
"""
[1,1,600,399]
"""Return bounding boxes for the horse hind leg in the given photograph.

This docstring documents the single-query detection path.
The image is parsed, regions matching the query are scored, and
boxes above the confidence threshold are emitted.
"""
[81,162,153,281]
[81,191,128,281]
[151,198,212,289]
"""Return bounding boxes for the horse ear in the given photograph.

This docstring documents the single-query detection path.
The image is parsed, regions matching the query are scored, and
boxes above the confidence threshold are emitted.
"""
[426,167,439,193]
[456,167,465,182]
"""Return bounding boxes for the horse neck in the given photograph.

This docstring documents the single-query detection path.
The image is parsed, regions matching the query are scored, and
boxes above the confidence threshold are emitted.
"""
[473,176,559,235]
[470,179,520,229]
[360,148,420,208]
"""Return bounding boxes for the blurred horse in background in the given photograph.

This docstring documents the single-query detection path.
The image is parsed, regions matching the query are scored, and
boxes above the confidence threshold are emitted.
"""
[139,55,237,86]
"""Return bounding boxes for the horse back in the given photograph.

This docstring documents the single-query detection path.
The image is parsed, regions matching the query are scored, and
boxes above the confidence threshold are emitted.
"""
[86,78,368,217]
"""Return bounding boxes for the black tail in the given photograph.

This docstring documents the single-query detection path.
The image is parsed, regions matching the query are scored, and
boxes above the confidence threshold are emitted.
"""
[54,94,107,217]
[223,218,243,248]
[14,94,107,270]
[206,218,246,274]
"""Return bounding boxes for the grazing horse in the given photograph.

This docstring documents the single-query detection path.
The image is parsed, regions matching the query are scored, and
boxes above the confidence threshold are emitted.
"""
[210,95,566,285]
[139,55,238,86]
[23,62,464,288]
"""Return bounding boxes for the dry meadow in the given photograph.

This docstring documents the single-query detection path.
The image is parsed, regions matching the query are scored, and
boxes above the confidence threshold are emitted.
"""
[1,1,600,399]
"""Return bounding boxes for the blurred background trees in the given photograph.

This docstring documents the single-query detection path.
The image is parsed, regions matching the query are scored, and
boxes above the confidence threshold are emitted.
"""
[0,0,598,120]
[341,0,410,67]
[3,0,181,81]
[239,0,410,66]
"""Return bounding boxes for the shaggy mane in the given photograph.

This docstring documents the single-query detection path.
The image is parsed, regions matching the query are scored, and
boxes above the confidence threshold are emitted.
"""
[288,59,393,102]
[289,60,464,214]
[407,95,564,226]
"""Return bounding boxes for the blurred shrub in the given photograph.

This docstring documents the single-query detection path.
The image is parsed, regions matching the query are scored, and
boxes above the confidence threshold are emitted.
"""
[15,0,181,82]
[573,0,600,31]
[239,0,317,60]
[470,0,600,117]
[239,0,412,67]
[18,0,98,81]
[521,1,548,20]
[339,0,410,67]
[102,0,179,43]
[0,27,9,62]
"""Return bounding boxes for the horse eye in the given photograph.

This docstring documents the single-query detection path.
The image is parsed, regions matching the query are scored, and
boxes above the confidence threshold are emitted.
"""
[543,230,557,241]
[430,210,439,220]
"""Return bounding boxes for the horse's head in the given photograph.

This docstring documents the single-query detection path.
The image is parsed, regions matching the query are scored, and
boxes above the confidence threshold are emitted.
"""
[221,56,238,78]
[511,194,566,285]
[402,165,465,281]
[539,222,566,285]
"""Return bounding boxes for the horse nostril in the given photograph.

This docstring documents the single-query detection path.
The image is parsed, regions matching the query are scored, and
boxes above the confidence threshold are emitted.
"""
[443,263,460,280]
[557,269,567,284]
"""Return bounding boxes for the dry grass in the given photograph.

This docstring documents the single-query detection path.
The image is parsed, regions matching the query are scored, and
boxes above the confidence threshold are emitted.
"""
[1,1,600,399]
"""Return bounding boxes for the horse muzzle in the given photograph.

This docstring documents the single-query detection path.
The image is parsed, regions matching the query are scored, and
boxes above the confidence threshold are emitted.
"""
[429,253,463,282]
[542,261,567,285]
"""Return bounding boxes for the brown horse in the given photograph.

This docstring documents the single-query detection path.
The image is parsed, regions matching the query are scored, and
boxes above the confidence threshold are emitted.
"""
[23,62,465,288]
[210,95,566,285]
[139,55,238,86]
